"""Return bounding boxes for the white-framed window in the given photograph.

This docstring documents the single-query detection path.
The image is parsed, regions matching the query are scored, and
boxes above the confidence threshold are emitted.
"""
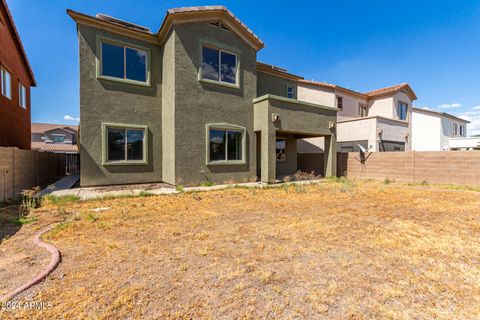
[287,86,295,99]
[459,125,465,136]
[276,138,287,161]
[18,83,26,108]
[206,124,245,164]
[358,104,368,117]
[200,44,238,86]
[102,123,148,165]
[99,40,149,85]
[52,134,66,143]
[453,123,458,135]
[336,96,343,110]
[1,66,12,99]
[397,102,408,120]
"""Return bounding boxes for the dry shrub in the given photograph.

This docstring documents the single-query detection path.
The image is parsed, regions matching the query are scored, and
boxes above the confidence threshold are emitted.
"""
[293,170,321,181]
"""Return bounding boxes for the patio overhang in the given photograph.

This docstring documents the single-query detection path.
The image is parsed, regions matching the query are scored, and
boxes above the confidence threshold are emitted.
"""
[253,95,338,183]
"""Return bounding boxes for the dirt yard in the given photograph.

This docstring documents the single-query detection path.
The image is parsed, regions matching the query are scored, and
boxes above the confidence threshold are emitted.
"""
[1,180,480,319]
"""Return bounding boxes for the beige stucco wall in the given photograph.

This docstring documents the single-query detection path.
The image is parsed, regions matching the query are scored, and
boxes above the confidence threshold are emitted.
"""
[377,117,410,150]
[368,96,394,118]
[337,93,368,121]
[297,83,335,107]
[337,118,378,151]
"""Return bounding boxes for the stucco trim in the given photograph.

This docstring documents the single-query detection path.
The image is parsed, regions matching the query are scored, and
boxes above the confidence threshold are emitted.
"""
[101,122,149,166]
[253,94,338,112]
[337,115,409,126]
[205,123,246,165]
[95,35,152,87]
[198,41,240,89]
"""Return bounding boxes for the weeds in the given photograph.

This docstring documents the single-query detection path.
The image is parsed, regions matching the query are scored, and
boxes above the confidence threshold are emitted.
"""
[383,178,395,185]
[19,186,42,217]
[200,181,215,187]
[45,194,81,206]
[0,215,38,226]
[176,185,185,192]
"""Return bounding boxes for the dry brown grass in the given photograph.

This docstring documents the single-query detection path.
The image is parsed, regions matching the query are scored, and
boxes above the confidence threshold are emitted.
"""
[2,180,480,319]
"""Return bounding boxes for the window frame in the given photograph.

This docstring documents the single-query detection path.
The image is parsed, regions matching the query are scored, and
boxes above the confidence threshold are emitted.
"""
[358,103,368,117]
[1,66,12,100]
[199,42,240,88]
[96,36,151,87]
[101,122,148,166]
[287,86,295,99]
[459,125,464,136]
[397,101,409,121]
[206,123,246,165]
[18,82,26,108]
[276,137,287,162]
[453,123,458,135]
[336,96,343,110]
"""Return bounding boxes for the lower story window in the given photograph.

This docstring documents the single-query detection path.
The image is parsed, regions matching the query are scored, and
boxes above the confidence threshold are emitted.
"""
[102,123,148,164]
[207,125,245,164]
[276,138,287,161]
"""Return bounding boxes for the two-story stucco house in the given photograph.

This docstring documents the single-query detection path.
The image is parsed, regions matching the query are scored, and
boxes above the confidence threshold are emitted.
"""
[68,6,338,187]
[31,123,79,154]
[297,81,417,153]
[411,108,475,151]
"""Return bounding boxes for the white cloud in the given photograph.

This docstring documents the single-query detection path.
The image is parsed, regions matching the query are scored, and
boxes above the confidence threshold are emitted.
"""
[456,113,480,136]
[64,115,80,122]
[472,105,480,110]
[437,103,461,109]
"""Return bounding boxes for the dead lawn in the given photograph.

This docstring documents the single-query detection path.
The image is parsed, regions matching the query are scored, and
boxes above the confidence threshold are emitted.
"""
[2,180,480,319]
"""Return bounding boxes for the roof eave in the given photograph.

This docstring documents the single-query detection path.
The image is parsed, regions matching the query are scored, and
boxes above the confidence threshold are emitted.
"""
[2,0,36,86]
[66,9,159,44]
[157,8,264,51]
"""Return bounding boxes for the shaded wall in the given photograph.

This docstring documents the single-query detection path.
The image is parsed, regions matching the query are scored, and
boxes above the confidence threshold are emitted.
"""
[298,151,480,185]
[0,147,66,201]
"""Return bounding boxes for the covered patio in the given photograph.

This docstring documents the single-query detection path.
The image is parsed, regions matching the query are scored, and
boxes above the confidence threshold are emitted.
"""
[253,94,338,183]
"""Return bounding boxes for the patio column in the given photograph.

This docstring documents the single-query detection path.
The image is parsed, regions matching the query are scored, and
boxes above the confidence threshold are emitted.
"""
[324,133,337,177]
[261,129,276,183]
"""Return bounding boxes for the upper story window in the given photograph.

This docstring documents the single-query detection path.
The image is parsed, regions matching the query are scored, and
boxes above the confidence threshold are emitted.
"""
[1,66,11,99]
[397,102,408,121]
[52,135,66,143]
[18,83,26,108]
[201,45,238,86]
[100,40,149,85]
[358,104,368,117]
[336,96,343,110]
[287,86,295,99]
[453,123,458,135]
[459,125,465,136]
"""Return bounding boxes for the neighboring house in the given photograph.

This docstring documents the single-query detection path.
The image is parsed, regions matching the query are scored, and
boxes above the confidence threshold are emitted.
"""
[0,0,36,149]
[297,82,417,153]
[411,108,476,151]
[68,6,338,187]
[31,123,79,154]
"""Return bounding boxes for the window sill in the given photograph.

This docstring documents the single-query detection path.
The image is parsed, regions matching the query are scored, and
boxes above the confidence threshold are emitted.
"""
[199,78,240,89]
[207,160,246,166]
[97,75,151,87]
[102,160,148,166]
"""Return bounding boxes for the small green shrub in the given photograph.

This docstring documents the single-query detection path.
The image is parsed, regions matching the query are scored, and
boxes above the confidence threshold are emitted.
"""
[176,185,185,192]
[19,187,42,216]
[200,181,215,187]
[138,191,154,197]
[86,213,99,223]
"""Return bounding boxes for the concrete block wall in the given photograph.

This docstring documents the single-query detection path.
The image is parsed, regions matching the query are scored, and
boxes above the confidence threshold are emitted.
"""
[0,147,66,201]
[298,151,480,186]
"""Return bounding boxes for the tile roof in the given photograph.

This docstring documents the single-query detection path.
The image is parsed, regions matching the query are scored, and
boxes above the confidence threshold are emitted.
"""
[364,83,408,96]
[31,142,78,153]
[31,123,78,134]
[1,0,36,86]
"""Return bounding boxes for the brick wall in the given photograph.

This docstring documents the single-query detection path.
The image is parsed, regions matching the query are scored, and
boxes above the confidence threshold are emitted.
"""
[0,147,65,201]
[298,151,480,185]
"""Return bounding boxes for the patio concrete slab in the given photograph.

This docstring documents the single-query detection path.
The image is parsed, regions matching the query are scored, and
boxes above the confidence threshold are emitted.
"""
[39,174,80,196]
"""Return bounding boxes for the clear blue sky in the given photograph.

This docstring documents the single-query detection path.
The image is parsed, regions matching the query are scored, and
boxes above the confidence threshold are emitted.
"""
[7,0,480,135]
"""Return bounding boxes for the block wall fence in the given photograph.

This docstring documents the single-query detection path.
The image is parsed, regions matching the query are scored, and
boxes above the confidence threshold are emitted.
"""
[298,151,480,186]
[0,147,66,201]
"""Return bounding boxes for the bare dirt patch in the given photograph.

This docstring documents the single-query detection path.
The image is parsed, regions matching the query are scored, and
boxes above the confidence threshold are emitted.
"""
[2,180,480,319]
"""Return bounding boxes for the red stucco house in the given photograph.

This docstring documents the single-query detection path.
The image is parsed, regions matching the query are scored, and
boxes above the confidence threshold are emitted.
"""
[0,0,36,149]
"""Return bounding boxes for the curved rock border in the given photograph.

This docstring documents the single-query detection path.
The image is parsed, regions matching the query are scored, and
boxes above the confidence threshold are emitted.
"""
[0,225,61,301]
